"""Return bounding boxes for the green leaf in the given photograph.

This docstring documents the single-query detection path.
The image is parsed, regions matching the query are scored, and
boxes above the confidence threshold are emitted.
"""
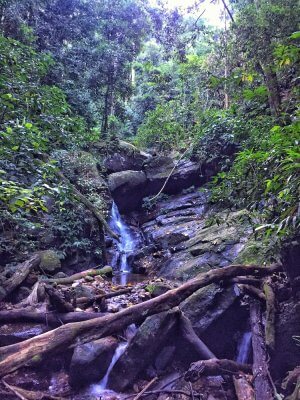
[290,31,300,40]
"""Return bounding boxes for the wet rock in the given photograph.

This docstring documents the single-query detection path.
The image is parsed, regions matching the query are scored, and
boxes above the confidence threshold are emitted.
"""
[108,170,147,212]
[69,336,119,388]
[180,284,246,358]
[281,236,300,294]
[146,283,172,297]
[154,345,176,373]
[271,300,300,379]
[0,323,48,346]
[108,309,179,392]
[39,250,61,272]
[104,141,149,172]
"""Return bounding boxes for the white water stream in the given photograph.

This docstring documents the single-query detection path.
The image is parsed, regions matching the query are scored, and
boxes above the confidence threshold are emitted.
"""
[236,331,252,363]
[109,202,140,285]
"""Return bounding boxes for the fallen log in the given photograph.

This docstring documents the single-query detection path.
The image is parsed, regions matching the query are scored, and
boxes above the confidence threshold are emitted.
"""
[2,379,65,400]
[45,285,74,313]
[233,374,255,400]
[43,266,112,285]
[185,359,252,381]
[237,284,266,301]
[263,277,276,351]
[229,277,262,286]
[0,263,280,377]
[179,313,215,360]
[0,254,40,302]
[76,287,133,307]
[250,300,273,400]
[0,310,104,326]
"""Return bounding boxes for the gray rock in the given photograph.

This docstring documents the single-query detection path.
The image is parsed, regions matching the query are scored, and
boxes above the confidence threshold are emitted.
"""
[39,250,61,272]
[108,309,179,392]
[108,170,147,212]
[69,336,118,388]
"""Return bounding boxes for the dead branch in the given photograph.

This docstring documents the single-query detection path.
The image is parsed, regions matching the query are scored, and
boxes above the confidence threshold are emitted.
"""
[263,277,276,351]
[43,266,112,285]
[0,263,280,377]
[76,287,133,307]
[250,300,273,400]
[185,359,252,381]
[0,254,40,302]
[238,284,266,301]
[179,313,215,359]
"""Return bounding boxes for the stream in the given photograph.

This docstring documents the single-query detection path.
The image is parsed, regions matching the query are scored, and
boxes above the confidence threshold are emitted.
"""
[109,202,141,285]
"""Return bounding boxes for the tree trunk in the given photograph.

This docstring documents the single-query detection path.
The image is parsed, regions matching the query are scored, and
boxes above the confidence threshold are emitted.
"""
[0,263,280,377]
[179,313,215,360]
[0,310,105,326]
[43,266,113,285]
[0,254,40,302]
[185,359,252,381]
[250,300,273,400]
[263,278,276,352]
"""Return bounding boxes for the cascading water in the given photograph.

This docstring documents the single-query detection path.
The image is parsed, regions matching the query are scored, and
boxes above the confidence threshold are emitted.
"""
[236,331,252,364]
[91,342,127,394]
[109,202,140,285]
[90,324,137,395]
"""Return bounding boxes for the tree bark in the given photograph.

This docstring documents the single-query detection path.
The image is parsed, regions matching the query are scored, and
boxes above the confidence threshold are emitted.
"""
[76,287,133,307]
[263,278,276,352]
[0,311,104,326]
[179,313,215,360]
[0,263,280,377]
[0,254,40,302]
[185,359,252,381]
[43,266,112,285]
[249,300,273,400]
[233,375,255,400]
[44,285,74,313]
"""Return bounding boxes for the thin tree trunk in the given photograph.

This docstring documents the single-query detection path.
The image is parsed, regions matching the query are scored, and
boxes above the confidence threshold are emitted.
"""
[250,300,273,400]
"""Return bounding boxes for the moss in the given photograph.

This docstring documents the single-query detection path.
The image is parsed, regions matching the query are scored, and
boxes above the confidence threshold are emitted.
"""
[39,250,61,272]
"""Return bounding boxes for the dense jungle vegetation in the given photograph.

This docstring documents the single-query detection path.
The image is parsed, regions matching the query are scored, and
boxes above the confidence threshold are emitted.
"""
[0,0,299,264]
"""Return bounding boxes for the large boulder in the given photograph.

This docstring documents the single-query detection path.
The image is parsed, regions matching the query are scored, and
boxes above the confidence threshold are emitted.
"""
[69,336,118,389]
[108,309,179,392]
[108,170,147,212]
[104,140,149,172]
[144,157,202,196]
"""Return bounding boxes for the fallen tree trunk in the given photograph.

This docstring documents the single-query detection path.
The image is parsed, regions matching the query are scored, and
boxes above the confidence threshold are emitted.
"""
[179,313,215,360]
[263,278,276,352]
[0,254,40,302]
[185,359,252,381]
[76,287,133,307]
[250,300,273,400]
[0,310,104,326]
[233,375,255,400]
[45,285,74,313]
[43,266,112,285]
[0,263,280,377]
[238,284,266,301]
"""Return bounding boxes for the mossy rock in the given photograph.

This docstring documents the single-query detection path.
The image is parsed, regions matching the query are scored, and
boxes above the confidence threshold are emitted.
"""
[39,250,61,272]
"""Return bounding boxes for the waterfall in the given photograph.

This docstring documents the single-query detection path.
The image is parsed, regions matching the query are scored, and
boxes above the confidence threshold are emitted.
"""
[109,202,140,285]
[236,331,252,364]
[91,342,127,394]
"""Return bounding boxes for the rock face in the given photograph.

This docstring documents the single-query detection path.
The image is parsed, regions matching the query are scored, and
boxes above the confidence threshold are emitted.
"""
[271,300,300,379]
[107,154,205,212]
[69,336,118,389]
[131,191,252,281]
[104,140,149,172]
[108,170,147,212]
[108,309,179,392]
